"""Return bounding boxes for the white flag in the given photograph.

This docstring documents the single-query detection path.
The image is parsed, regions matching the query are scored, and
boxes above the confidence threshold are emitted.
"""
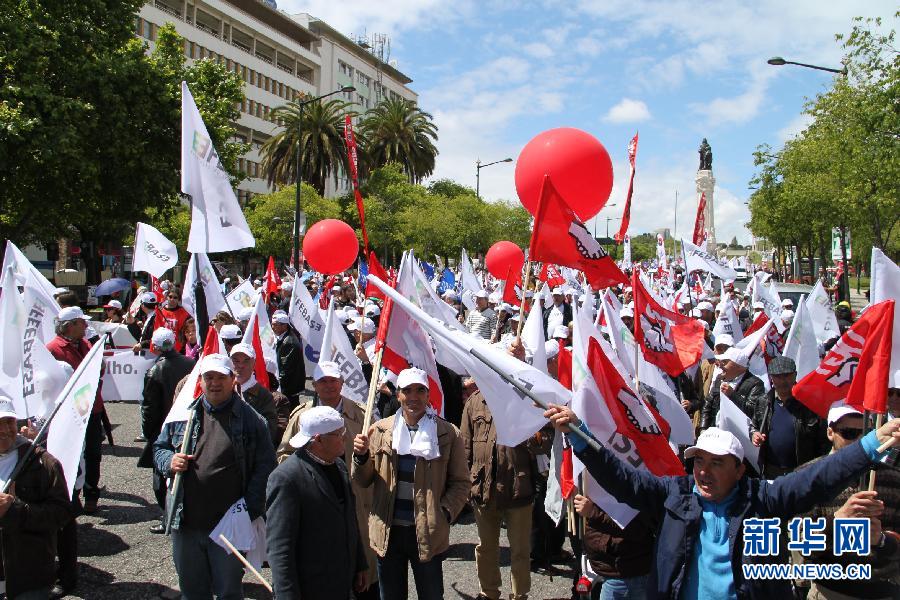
[47,335,106,497]
[0,267,26,416]
[318,302,367,405]
[225,279,257,317]
[133,222,179,278]
[681,238,738,281]
[181,253,227,320]
[734,320,773,392]
[242,292,277,371]
[288,276,325,376]
[805,279,840,345]
[459,248,482,311]
[752,278,785,333]
[870,248,900,387]
[622,234,632,270]
[182,81,255,253]
[712,300,744,345]
[716,391,761,473]
[521,300,547,374]
[1,240,58,300]
[656,234,668,270]
[783,298,819,380]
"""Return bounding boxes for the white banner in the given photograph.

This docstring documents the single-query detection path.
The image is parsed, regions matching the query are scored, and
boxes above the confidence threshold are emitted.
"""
[1,240,59,300]
[225,279,257,316]
[242,293,277,368]
[717,391,761,473]
[783,298,819,380]
[682,238,738,281]
[91,321,138,349]
[182,253,227,320]
[622,234,632,270]
[182,81,255,253]
[805,279,840,345]
[288,276,325,376]
[133,222,178,278]
[318,302,367,405]
[0,267,26,416]
[101,350,156,402]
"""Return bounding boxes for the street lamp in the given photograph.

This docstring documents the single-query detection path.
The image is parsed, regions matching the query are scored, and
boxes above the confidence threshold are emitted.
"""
[292,85,356,269]
[767,56,847,75]
[591,203,617,237]
[605,216,621,254]
[475,157,513,199]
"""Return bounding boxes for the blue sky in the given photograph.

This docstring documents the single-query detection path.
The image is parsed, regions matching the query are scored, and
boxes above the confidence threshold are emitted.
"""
[281,0,897,244]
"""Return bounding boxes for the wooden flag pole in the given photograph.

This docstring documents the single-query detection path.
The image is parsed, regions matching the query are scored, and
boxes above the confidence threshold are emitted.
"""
[217,534,273,593]
[164,407,195,535]
[515,260,533,339]
[868,413,885,492]
[362,346,384,432]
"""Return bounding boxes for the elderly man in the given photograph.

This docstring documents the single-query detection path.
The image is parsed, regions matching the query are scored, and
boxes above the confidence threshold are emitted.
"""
[352,368,469,600]
[267,406,368,600]
[544,404,900,600]
[137,328,195,533]
[229,343,280,445]
[0,396,72,599]
[700,346,766,431]
[461,385,552,600]
[466,290,498,340]
[751,356,828,477]
[272,310,305,408]
[543,287,572,339]
[154,354,276,600]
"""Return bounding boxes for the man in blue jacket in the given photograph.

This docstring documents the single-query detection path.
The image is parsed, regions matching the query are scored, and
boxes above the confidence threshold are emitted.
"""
[154,353,276,600]
[543,404,900,600]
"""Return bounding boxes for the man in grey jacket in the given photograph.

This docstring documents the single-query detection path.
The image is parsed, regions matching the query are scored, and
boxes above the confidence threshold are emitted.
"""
[700,346,767,431]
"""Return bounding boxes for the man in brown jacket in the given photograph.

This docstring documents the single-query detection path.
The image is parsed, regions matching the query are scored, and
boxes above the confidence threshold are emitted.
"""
[460,386,552,600]
[352,368,469,600]
[276,361,378,600]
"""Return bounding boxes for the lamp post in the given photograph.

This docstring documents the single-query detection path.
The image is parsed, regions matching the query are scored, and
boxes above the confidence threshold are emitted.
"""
[605,216,621,254]
[591,203,617,238]
[475,157,513,199]
[766,56,849,297]
[292,85,356,269]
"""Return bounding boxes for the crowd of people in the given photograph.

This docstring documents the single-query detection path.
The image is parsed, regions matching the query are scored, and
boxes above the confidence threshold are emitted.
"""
[2,262,898,600]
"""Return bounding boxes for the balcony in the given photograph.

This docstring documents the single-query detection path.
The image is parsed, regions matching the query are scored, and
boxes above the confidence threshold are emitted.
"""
[231,39,252,53]
[155,0,183,19]
[276,62,294,75]
[255,52,273,65]
[195,21,219,38]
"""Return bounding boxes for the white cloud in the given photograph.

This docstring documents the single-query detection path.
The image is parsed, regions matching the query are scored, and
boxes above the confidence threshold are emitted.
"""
[277,0,473,38]
[604,98,652,123]
[777,113,814,142]
[523,42,554,59]
[690,67,775,126]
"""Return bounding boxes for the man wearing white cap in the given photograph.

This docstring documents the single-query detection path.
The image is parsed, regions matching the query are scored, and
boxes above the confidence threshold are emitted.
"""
[0,396,72,599]
[466,290,498,340]
[138,328,196,533]
[543,287,572,340]
[237,306,254,332]
[271,310,305,407]
[229,343,280,445]
[153,354,276,599]
[544,404,900,600]
[700,346,766,433]
[352,368,469,599]
[218,323,243,354]
[277,281,293,312]
[128,291,161,353]
[798,403,900,599]
[276,361,378,595]
[697,301,716,330]
[266,406,369,599]
[620,306,635,332]
[349,317,378,365]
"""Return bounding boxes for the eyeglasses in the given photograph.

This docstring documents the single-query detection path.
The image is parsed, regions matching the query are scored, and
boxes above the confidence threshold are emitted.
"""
[834,428,862,440]
[321,427,347,438]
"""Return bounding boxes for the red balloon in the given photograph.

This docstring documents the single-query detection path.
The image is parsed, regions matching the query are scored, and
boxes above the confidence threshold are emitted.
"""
[302,219,359,274]
[515,127,614,222]
[485,241,525,279]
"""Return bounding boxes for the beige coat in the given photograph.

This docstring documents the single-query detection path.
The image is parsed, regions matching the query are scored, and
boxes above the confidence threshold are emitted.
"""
[351,414,470,562]
[277,398,377,584]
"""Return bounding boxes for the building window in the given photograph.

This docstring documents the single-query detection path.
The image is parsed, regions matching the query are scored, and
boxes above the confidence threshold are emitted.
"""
[134,17,141,35]
[142,20,152,39]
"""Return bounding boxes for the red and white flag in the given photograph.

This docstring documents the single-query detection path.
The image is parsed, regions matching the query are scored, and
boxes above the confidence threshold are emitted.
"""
[263,256,281,301]
[366,251,390,302]
[614,132,638,244]
[539,264,567,289]
[529,175,627,290]
[502,265,523,305]
[793,300,895,417]
[241,293,277,390]
[692,192,706,246]
[632,270,705,376]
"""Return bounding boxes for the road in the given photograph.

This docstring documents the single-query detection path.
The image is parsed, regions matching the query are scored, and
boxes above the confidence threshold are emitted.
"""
[65,402,577,599]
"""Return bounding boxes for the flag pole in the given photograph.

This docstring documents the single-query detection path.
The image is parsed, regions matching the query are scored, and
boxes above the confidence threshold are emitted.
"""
[164,406,195,535]
[218,534,272,592]
[868,412,885,492]
[2,334,109,494]
[363,274,396,431]
[515,260,533,339]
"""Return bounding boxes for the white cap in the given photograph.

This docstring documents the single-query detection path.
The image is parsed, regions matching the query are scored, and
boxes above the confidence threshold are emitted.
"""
[690,308,703,318]
[714,334,734,348]
[199,353,234,376]
[781,298,794,307]
[229,342,256,359]
[564,287,576,295]
[238,307,254,322]
[620,307,634,318]
[151,328,176,350]
[57,306,91,322]
[623,286,633,293]
[781,309,795,322]
[289,405,345,448]
[827,402,863,427]
[715,346,749,368]
[552,287,564,295]
[697,301,715,312]
[160,281,172,291]
[552,325,569,339]
[219,324,243,340]
[0,396,18,420]
[545,340,560,359]
[103,300,123,310]
[271,310,290,324]
[313,361,343,381]
[397,367,429,390]
[330,287,342,295]
[281,281,293,291]
[752,301,765,310]
[364,304,381,316]
[254,279,262,286]
[442,290,458,300]
[473,290,489,299]
[54,287,70,295]
[684,427,744,462]
[348,317,376,334]
[499,303,514,314]
[488,291,502,303]
[141,292,158,305]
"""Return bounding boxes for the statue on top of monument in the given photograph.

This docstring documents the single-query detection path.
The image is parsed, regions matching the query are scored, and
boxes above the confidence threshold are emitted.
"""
[698,138,713,170]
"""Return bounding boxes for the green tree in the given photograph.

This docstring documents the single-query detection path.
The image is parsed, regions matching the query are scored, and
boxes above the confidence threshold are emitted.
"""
[245,183,340,258]
[358,98,438,183]
[260,98,354,196]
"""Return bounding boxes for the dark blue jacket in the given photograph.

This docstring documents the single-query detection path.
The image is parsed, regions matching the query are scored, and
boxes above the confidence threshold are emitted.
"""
[574,435,875,599]
[153,393,276,531]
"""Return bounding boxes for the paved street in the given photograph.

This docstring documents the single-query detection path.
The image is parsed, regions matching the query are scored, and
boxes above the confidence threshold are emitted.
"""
[66,402,577,599]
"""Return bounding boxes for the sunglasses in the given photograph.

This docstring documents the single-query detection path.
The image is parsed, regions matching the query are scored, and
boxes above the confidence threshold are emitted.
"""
[834,428,862,440]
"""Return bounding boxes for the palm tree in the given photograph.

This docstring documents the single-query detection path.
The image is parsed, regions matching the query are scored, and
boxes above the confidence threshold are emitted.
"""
[358,97,438,183]
[260,98,354,195]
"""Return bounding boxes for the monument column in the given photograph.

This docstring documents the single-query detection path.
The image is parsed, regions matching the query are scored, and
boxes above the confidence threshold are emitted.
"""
[695,138,716,253]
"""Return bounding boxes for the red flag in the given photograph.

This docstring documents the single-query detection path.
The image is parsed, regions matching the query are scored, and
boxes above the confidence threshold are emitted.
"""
[632,270,705,376]
[528,175,628,289]
[560,446,575,499]
[539,263,566,289]
[150,275,164,303]
[366,251,389,302]
[248,316,270,390]
[744,311,769,336]
[586,337,684,475]
[343,115,369,253]
[373,274,395,353]
[692,192,706,246]
[264,256,281,299]
[614,132,638,244]
[557,340,573,391]
[502,265,523,304]
[319,275,338,310]
[793,300,895,417]
[193,327,221,399]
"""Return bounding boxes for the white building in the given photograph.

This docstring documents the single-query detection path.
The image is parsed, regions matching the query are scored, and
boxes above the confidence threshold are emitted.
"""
[136,0,417,202]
